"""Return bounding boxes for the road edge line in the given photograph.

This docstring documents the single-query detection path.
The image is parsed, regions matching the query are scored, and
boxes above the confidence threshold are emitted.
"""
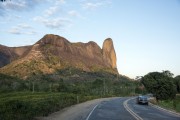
[149,103,180,117]
[86,104,98,120]
[123,98,143,120]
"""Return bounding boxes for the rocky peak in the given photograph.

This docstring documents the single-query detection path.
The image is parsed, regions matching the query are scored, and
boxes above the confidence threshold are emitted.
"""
[0,35,119,78]
[102,38,117,69]
[86,41,101,51]
[87,41,98,46]
[36,34,70,47]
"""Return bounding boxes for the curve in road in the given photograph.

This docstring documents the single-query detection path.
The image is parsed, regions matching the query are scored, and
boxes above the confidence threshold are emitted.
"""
[39,97,180,120]
[127,98,180,120]
[86,97,180,120]
[86,97,136,120]
[123,98,143,120]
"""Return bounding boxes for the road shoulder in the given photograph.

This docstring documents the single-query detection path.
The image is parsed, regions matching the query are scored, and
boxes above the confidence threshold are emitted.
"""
[149,103,180,117]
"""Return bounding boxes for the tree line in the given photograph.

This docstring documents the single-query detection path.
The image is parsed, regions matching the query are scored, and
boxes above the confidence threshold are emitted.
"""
[141,70,180,100]
[0,72,144,97]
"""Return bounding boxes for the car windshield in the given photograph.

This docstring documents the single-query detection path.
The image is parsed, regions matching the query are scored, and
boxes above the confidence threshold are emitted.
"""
[139,96,147,100]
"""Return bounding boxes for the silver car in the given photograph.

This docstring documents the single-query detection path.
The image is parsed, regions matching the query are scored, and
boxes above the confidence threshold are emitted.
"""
[137,95,149,105]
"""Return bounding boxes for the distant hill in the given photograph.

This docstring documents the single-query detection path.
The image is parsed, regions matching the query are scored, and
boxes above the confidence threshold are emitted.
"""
[0,34,118,79]
[0,44,31,67]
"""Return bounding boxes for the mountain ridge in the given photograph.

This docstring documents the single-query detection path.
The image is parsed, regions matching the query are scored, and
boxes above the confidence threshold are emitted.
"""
[0,34,118,79]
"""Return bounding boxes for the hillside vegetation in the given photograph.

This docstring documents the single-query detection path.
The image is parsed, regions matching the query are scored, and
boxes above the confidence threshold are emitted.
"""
[0,92,97,120]
[0,70,144,120]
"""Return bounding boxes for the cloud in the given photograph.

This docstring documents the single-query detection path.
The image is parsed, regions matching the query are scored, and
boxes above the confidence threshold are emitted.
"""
[0,4,5,16]
[55,0,66,5]
[24,31,37,35]
[8,23,36,35]
[0,0,45,16]
[68,10,80,17]
[46,0,65,5]
[0,0,26,11]
[33,16,71,29]
[0,0,66,18]
[17,23,31,29]
[68,10,85,19]
[32,0,71,29]
[45,6,59,16]
[14,15,21,19]
[44,0,67,17]
[83,2,102,10]
[8,28,37,35]
[8,27,21,34]
[82,0,112,10]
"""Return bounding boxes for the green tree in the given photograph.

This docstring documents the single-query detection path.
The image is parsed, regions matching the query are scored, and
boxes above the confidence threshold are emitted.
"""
[141,71,176,100]
[57,79,68,92]
[174,75,180,93]
[162,70,174,77]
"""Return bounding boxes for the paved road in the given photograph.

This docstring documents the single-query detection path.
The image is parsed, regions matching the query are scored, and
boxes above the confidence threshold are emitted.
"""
[87,97,180,120]
[87,97,135,120]
[39,97,180,120]
[127,98,180,120]
[37,97,118,120]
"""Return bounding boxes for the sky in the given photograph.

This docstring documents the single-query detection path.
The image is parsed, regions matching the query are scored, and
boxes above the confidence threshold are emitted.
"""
[0,0,180,79]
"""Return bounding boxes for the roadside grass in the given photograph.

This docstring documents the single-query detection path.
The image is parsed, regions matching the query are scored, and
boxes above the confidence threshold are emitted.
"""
[0,91,137,120]
[0,92,98,120]
[158,95,180,113]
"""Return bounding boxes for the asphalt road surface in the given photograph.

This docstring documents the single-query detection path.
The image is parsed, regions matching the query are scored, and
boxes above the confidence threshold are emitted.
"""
[39,97,180,120]
[87,97,135,120]
[127,98,180,120]
[86,97,180,120]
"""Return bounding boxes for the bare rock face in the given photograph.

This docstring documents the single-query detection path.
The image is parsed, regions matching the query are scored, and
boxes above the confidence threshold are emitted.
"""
[35,35,105,71]
[102,38,117,69]
[36,34,70,48]
[0,34,118,78]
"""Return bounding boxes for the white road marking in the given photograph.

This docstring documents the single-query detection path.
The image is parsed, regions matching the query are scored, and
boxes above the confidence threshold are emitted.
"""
[123,98,143,120]
[86,104,98,120]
